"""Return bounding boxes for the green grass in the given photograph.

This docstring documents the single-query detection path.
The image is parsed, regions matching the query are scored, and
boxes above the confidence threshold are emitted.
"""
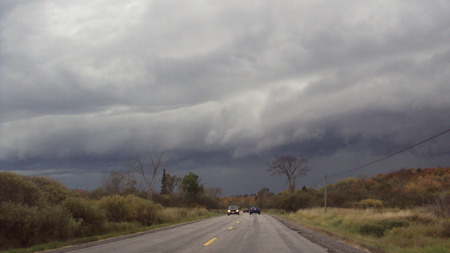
[274,208,450,253]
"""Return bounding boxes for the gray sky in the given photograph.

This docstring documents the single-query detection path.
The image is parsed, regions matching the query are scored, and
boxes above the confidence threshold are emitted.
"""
[1,0,449,195]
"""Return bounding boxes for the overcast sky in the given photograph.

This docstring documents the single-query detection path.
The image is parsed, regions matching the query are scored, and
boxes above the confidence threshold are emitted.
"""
[1,0,449,196]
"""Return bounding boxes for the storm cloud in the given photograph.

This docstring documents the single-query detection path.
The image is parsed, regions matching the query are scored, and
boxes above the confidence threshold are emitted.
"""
[1,0,449,195]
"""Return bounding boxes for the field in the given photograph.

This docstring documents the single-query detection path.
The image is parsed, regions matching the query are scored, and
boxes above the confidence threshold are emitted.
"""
[281,207,450,253]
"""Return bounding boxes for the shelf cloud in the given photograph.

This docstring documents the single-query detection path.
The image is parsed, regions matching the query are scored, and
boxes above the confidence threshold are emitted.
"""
[1,0,449,194]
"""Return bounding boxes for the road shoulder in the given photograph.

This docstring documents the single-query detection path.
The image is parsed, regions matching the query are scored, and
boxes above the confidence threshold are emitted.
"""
[270,215,370,253]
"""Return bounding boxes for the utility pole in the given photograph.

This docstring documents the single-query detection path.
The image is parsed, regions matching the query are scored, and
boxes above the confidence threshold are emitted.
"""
[324,174,328,213]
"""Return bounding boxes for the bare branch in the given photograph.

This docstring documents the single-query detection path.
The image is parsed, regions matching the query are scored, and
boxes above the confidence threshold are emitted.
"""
[127,152,164,200]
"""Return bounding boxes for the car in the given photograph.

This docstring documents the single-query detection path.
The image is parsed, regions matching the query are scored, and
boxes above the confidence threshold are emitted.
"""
[243,207,249,213]
[227,205,239,215]
[249,206,261,215]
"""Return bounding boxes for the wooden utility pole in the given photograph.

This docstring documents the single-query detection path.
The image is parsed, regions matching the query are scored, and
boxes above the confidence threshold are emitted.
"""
[324,174,328,213]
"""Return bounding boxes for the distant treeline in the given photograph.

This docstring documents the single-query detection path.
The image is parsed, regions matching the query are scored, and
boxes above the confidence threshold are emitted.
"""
[1,167,448,250]
[225,168,450,214]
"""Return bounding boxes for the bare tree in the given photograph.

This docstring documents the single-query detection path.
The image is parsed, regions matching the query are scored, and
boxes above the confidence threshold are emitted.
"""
[205,187,223,198]
[103,170,137,195]
[267,155,310,193]
[103,171,125,195]
[128,152,164,200]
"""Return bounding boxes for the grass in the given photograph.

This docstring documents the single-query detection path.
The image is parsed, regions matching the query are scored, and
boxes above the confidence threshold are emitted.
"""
[274,208,450,253]
[1,208,222,253]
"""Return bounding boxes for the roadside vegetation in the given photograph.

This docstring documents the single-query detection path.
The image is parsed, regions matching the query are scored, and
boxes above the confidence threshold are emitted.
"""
[284,207,449,253]
[0,171,220,252]
[226,167,450,253]
[1,167,448,253]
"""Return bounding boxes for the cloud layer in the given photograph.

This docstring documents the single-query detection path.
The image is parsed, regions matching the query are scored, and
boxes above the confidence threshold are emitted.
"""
[1,0,449,194]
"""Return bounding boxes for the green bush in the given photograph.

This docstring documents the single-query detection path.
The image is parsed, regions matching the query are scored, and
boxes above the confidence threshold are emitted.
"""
[0,172,73,206]
[97,195,162,225]
[0,172,43,206]
[97,195,132,222]
[126,195,162,225]
[276,191,312,212]
[29,176,73,204]
[0,202,75,248]
[63,197,107,235]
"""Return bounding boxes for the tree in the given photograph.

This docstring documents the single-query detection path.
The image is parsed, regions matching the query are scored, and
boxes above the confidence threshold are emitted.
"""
[267,155,310,193]
[128,152,164,200]
[256,187,275,208]
[180,172,204,204]
[205,187,223,199]
[160,169,169,195]
[160,169,180,196]
[103,171,125,195]
[103,171,138,195]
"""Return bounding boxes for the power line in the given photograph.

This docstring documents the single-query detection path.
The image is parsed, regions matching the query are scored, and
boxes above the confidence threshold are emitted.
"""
[328,128,450,178]
[312,176,325,188]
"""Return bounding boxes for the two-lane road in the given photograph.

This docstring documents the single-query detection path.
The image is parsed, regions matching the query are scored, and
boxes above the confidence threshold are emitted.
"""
[47,214,360,253]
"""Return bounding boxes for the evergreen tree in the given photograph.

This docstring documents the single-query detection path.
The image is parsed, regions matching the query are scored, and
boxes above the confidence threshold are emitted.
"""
[160,169,169,195]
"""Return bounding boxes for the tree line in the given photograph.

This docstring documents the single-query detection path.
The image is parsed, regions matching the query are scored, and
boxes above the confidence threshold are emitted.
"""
[1,150,448,250]
[235,167,449,217]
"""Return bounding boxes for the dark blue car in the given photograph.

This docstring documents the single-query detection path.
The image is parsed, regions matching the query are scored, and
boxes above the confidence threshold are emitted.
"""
[249,206,261,215]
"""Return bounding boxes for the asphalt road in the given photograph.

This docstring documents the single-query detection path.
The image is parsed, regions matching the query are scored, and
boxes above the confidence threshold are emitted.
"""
[47,214,366,253]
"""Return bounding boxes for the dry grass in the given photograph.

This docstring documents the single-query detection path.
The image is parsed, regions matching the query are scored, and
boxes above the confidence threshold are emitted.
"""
[284,208,450,253]
[157,207,212,223]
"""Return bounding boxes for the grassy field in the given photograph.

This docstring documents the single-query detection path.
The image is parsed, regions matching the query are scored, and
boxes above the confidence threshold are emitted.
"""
[278,208,450,253]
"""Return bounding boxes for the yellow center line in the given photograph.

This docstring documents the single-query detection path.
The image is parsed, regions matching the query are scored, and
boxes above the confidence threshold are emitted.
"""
[204,237,217,246]
[228,226,234,230]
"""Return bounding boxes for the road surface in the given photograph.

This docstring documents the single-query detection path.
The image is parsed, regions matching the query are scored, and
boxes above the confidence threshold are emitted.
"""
[46,214,367,253]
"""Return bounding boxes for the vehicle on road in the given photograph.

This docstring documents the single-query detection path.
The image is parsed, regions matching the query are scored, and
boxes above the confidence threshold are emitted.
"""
[227,205,240,215]
[249,206,261,215]
[243,207,249,213]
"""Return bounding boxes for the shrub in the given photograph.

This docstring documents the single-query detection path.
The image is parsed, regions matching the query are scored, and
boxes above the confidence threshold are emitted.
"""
[356,219,409,238]
[29,176,73,204]
[0,172,43,206]
[97,195,162,225]
[97,195,132,222]
[276,191,312,212]
[157,207,210,223]
[429,191,450,218]
[355,198,384,209]
[0,202,75,248]
[126,195,162,225]
[63,197,107,235]
[197,195,220,209]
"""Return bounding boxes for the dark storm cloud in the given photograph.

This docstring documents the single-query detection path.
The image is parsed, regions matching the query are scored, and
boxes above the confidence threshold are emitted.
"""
[1,0,449,195]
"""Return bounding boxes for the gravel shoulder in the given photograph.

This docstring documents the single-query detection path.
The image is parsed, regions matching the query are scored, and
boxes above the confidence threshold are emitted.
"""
[270,215,371,253]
